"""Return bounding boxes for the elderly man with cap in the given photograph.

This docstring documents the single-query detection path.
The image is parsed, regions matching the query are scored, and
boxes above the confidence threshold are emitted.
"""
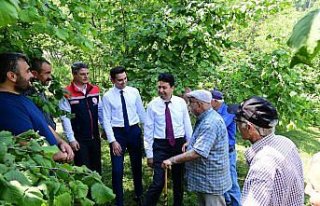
[211,90,241,206]
[162,90,231,206]
[229,96,304,205]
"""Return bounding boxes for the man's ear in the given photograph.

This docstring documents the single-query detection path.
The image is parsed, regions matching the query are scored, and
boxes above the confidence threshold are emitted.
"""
[6,71,17,82]
[31,70,38,78]
[110,76,115,84]
[247,122,255,132]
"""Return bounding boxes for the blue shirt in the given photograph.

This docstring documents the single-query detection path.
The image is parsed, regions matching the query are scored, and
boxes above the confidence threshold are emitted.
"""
[0,92,57,145]
[185,108,231,194]
[217,103,236,147]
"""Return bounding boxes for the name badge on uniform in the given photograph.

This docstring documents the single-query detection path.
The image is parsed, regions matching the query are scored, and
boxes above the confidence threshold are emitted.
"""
[92,97,98,105]
[70,100,80,105]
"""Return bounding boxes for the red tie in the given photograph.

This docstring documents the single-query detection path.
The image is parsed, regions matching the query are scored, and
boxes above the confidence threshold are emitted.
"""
[165,102,175,146]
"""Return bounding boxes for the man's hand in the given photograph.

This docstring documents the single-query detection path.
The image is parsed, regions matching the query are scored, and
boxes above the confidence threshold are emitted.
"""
[162,159,172,169]
[111,141,122,156]
[48,125,74,162]
[52,151,68,162]
[147,158,153,168]
[59,141,74,162]
[182,142,188,153]
[70,140,80,151]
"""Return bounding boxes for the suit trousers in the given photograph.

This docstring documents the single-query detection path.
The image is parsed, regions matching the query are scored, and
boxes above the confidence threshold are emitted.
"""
[74,138,101,174]
[110,124,143,206]
[144,138,186,206]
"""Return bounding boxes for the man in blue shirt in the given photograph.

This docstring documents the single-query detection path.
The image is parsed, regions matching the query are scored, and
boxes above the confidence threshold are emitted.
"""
[211,89,241,206]
[0,52,74,162]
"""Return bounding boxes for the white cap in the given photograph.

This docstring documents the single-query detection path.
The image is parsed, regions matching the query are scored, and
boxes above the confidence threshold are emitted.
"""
[186,90,212,103]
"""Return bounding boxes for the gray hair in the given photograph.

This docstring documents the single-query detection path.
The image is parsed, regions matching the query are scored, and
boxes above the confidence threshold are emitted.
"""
[238,117,275,137]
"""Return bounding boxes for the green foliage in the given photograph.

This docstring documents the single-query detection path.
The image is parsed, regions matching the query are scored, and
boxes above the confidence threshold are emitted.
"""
[287,9,320,67]
[0,0,20,27]
[27,77,69,118]
[0,130,114,205]
[0,0,319,130]
[211,48,320,128]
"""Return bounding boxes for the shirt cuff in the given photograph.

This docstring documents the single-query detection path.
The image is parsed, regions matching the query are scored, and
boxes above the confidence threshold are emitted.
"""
[145,149,153,158]
[67,135,76,143]
[107,136,116,144]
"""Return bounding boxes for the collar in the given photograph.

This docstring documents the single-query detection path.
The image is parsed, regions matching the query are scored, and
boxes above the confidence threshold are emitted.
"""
[71,82,92,95]
[197,108,213,121]
[217,102,226,114]
[161,96,173,104]
[113,86,128,93]
[74,83,87,92]
[245,132,275,165]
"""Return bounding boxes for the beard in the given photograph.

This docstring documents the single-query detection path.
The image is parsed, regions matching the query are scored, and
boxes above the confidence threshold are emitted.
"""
[14,74,31,93]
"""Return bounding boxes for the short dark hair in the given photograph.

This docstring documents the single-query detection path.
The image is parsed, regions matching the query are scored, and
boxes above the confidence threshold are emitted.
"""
[0,52,29,83]
[71,62,88,74]
[110,66,126,79]
[30,57,51,73]
[158,73,175,87]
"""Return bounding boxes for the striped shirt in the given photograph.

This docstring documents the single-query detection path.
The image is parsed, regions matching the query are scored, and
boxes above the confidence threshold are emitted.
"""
[185,108,231,194]
[242,133,304,206]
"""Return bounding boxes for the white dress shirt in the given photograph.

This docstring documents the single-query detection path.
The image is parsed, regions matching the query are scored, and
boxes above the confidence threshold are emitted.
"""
[144,95,193,158]
[102,86,146,143]
[59,84,103,142]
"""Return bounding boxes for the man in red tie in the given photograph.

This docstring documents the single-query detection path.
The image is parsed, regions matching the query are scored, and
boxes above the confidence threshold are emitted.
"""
[143,73,193,206]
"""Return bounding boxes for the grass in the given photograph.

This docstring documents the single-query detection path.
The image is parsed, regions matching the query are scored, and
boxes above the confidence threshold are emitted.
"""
[97,127,320,205]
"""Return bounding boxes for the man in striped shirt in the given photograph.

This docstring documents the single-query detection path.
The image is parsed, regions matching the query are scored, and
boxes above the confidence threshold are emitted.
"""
[229,96,304,206]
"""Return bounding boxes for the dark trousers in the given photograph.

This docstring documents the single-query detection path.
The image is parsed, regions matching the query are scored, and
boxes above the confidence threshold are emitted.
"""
[74,138,101,174]
[111,124,143,206]
[144,138,186,206]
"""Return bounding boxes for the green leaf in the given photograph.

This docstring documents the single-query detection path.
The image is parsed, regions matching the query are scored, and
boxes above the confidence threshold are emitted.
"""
[44,178,61,199]
[32,154,52,168]
[29,140,43,153]
[0,179,23,204]
[55,169,69,181]
[69,180,88,199]
[0,143,8,162]
[0,131,14,147]
[19,7,40,23]
[21,186,45,206]
[0,164,8,174]
[91,183,115,204]
[42,145,59,159]
[0,0,20,27]
[4,170,31,186]
[0,131,13,137]
[53,192,72,206]
[23,170,39,184]
[82,172,102,187]
[287,9,320,66]
[17,130,41,140]
[54,28,69,41]
[79,197,94,206]
[3,154,15,166]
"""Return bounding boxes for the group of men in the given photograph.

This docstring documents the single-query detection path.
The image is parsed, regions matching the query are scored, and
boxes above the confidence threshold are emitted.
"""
[0,52,308,206]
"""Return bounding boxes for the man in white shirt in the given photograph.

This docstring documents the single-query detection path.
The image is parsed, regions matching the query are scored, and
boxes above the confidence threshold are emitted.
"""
[143,73,193,206]
[59,62,103,174]
[102,66,146,206]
